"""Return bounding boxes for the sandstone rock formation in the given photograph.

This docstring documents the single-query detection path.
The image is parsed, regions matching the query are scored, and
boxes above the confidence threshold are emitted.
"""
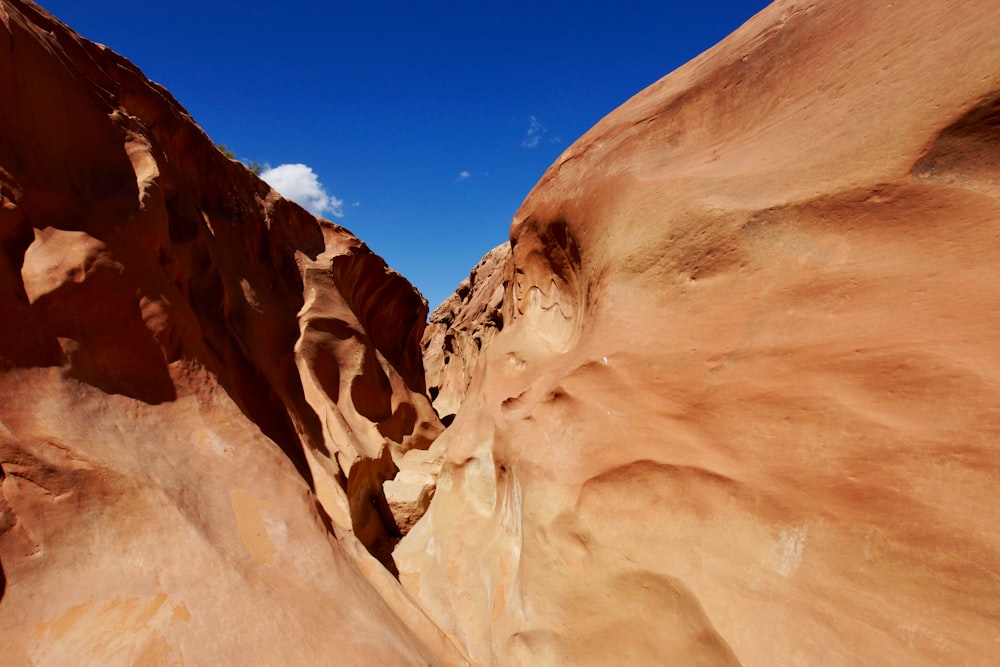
[0,1,465,663]
[422,242,510,424]
[6,0,1000,663]
[398,1,1000,664]
[381,245,511,541]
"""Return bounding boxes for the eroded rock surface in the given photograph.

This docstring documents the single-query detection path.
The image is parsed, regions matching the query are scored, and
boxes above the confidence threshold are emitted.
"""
[0,1,464,663]
[384,245,511,539]
[398,1,1000,665]
[422,242,510,423]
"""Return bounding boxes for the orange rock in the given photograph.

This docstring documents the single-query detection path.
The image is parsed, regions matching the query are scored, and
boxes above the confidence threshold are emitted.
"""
[400,1,1000,664]
[422,242,510,424]
[0,1,463,663]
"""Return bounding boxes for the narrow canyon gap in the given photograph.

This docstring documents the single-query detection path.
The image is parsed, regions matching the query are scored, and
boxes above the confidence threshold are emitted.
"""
[1,0,1000,665]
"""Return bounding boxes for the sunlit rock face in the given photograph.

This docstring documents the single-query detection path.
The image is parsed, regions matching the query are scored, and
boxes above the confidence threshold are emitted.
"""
[0,1,467,664]
[422,242,510,424]
[5,0,1000,663]
[398,1,1000,664]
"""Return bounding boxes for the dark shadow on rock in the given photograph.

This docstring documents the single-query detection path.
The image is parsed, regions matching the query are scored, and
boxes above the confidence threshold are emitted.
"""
[225,348,316,488]
[913,93,1000,193]
[31,280,178,405]
[377,401,417,444]
[350,349,393,424]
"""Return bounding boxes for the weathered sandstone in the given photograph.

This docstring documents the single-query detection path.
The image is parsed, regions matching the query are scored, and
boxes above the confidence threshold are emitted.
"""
[5,0,1000,663]
[398,1,1000,664]
[422,242,509,424]
[0,1,465,663]
[394,243,510,538]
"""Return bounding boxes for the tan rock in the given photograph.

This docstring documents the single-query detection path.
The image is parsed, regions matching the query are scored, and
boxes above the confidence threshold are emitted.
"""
[384,470,437,535]
[0,1,464,663]
[422,242,510,423]
[399,1,1000,665]
[398,243,511,536]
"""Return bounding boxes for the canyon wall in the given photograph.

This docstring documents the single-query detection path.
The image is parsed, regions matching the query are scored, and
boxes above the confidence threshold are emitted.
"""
[398,0,1000,664]
[4,0,1000,664]
[422,242,510,424]
[0,1,465,663]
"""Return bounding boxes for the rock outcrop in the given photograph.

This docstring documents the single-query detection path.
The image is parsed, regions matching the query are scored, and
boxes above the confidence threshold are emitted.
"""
[422,242,510,423]
[0,1,465,663]
[398,1,1000,664]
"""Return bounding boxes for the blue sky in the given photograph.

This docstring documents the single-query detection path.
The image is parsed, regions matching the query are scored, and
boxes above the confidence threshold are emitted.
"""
[37,0,769,310]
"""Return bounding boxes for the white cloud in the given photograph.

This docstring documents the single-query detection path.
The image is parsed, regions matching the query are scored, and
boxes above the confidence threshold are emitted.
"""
[352,200,361,207]
[455,170,471,182]
[260,163,343,218]
[522,115,546,148]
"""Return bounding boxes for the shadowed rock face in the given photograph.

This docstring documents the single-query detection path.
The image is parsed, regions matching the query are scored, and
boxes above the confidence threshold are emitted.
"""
[399,1,1000,664]
[0,1,466,663]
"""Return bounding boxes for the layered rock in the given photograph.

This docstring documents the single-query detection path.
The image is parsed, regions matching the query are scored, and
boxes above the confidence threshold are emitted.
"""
[398,1,1000,665]
[0,1,464,663]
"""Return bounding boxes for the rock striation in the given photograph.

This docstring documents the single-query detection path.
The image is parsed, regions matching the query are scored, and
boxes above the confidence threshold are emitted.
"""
[399,1,1000,665]
[0,1,465,663]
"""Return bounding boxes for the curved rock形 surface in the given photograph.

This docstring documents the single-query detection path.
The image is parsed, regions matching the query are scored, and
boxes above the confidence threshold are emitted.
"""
[0,1,464,663]
[5,0,1000,663]
[398,1,1000,664]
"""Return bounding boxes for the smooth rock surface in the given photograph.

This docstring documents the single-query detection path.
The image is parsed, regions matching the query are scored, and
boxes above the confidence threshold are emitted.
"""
[0,1,464,663]
[5,0,1000,663]
[398,1,1000,664]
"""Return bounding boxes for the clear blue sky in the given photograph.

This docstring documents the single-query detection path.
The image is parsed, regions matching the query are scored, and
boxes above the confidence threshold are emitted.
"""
[37,0,769,310]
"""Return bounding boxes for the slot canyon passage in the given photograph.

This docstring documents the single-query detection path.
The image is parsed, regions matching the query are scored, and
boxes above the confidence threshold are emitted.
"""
[2,0,1000,664]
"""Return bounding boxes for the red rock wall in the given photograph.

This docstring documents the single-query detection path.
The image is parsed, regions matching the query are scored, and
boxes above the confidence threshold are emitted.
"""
[398,1,1000,664]
[0,1,464,663]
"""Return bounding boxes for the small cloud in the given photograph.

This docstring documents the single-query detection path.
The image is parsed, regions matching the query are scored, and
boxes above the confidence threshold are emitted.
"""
[522,115,546,148]
[260,163,343,218]
[455,170,471,182]
[352,201,361,207]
